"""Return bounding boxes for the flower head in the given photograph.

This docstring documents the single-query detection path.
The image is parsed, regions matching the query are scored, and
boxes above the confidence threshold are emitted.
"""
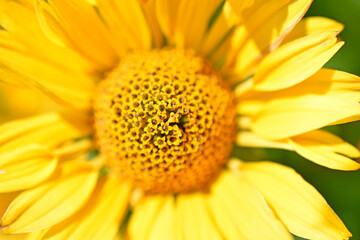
[0,0,359,239]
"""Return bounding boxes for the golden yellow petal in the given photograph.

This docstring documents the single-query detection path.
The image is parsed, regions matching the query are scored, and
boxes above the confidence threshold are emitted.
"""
[253,31,343,91]
[155,0,181,41]
[236,131,292,150]
[129,195,172,240]
[228,0,312,80]
[42,0,117,69]
[289,130,360,170]
[0,112,91,153]
[0,0,94,74]
[147,196,175,240]
[200,2,236,57]
[141,0,164,48]
[238,68,360,103]
[283,16,344,44]
[252,95,360,140]
[242,161,351,240]
[227,0,254,18]
[0,144,57,192]
[207,171,293,240]
[1,161,98,234]
[96,0,152,54]
[43,177,131,240]
[176,193,222,240]
[174,0,223,50]
[0,47,94,108]
[0,229,48,240]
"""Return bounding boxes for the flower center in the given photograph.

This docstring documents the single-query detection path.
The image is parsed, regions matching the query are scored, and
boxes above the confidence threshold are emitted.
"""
[94,49,236,193]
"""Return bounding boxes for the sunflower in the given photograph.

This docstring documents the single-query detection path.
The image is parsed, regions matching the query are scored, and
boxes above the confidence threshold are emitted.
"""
[0,0,359,239]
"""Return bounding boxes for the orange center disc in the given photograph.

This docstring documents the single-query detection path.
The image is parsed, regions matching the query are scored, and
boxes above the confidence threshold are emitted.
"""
[94,49,236,193]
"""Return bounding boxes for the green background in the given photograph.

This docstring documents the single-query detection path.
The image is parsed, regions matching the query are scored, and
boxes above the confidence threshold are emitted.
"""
[241,0,360,239]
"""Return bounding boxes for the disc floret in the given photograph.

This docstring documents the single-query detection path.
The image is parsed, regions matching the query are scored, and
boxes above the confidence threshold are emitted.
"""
[94,49,236,193]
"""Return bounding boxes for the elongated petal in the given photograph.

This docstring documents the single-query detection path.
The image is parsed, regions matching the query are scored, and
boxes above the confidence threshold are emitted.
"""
[147,196,175,240]
[0,145,57,192]
[0,192,18,216]
[283,17,344,44]
[0,229,48,240]
[96,0,152,54]
[0,47,94,108]
[0,112,91,153]
[0,0,93,74]
[141,1,164,48]
[240,68,360,103]
[252,95,360,140]
[207,171,293,239]
[236,131,292,150]
[289,130,360,170]
[43,177,131,240]
[129,195,174,240]
[176,193,222,240]
[253,31,343,91]
[155,0,181,40]
[229,0,312,79]
[1,161,98,234]
[227,0,254,17]
[38,0,117,69]
[174,0,223,49]
[242,161,351,240]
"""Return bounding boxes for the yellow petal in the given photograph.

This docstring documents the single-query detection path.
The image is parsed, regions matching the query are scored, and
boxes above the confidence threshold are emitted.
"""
[207,171,293,240]
[227,0,254,18]
[96,0,152,53]
[174,0,223,49]
[147,196,175,240]
[252,95,360,140]
[1,161,98,234]
[289,130,360,170]
[0,229,48,240]
[228,0,312,79]
[0,192,18,216]
[155,0,181,41]
[176,193,222,240]
[236,131,292,150]
[0,144,57,192]
[0,112,91,153]
[129,195,173,240]
[43,177,131,240]
[253,31,343,91]
[40,0,117,69]
[200,2,236,57]
[240,68,360,103]
[141,1,164,48]
[283,16,344,44]
[0,0,93,74]
[0,47,94,108]
[54,139,93,159]
[242,161,351,240]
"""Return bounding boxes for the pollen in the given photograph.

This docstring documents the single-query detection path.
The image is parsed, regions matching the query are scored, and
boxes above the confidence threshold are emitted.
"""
[94,49,236,193]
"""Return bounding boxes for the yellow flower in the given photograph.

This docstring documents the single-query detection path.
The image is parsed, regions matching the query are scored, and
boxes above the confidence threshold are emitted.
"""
[0,0,359,239]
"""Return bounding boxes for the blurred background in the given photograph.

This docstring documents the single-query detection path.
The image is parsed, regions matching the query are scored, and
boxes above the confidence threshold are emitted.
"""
[0,0,359,239]
[236,0,360,239]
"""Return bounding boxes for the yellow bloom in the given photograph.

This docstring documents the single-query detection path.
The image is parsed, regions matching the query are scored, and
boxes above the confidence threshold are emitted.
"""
[0,0,358,239]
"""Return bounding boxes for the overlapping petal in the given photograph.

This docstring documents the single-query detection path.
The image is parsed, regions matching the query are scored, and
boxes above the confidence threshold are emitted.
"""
[1,161,98,234]
[0,144,57,192]
[207,171,292,239]
[241,161,352,240]
[43,177,131,240]
[252,31,343,91]
[252,95,360,140]
[227,0,313,80]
